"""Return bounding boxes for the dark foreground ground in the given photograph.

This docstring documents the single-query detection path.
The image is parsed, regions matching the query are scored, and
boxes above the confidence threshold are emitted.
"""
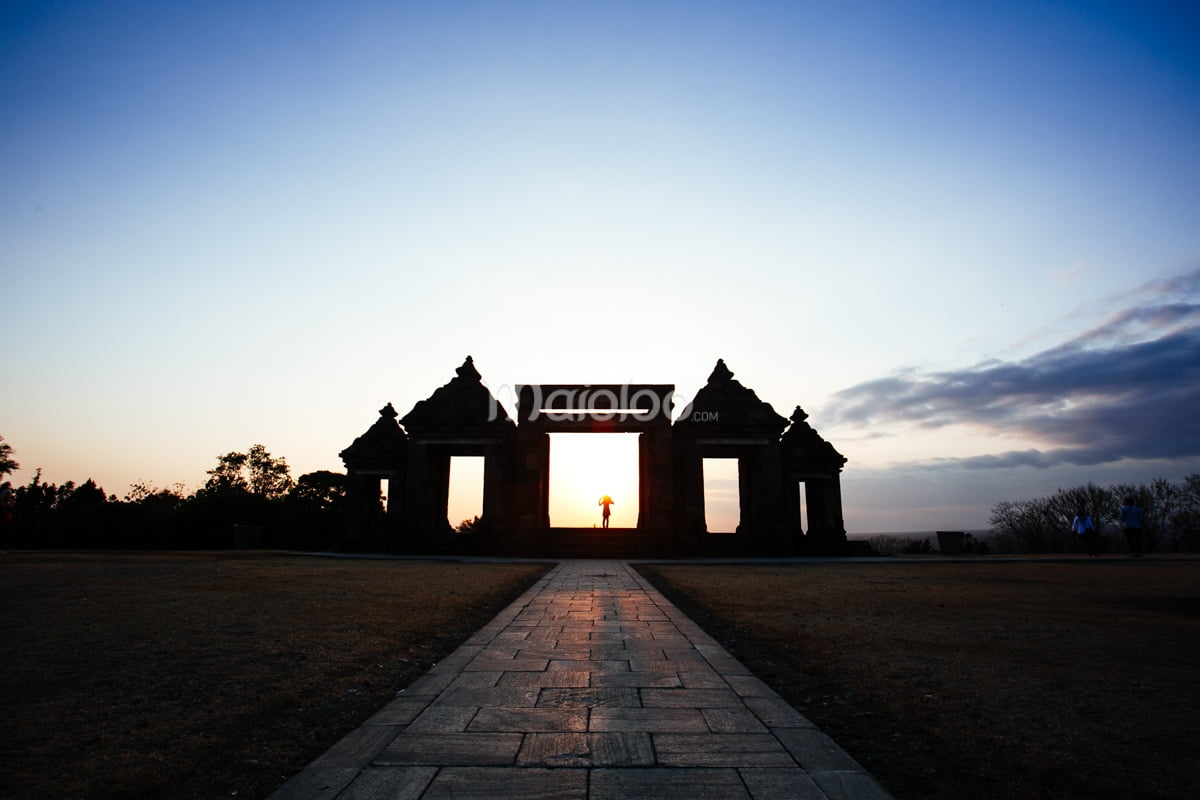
[638,558,1200,800]
[1,552,1197,799]
[0,552,551,799]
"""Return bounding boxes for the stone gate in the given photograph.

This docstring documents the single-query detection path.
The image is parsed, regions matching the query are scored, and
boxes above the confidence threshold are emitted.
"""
[339,357,848,556]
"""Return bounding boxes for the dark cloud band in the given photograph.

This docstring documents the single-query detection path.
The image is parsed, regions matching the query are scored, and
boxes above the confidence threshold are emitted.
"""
[826,268,1200,469]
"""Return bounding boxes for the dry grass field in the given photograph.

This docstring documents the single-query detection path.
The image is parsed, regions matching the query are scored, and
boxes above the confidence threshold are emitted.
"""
[3,552,1197,800]
[637,559,1200,800]
[0,552,550,800]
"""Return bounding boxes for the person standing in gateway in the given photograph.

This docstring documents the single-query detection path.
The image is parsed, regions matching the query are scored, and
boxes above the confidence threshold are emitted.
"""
[599,495,614,528]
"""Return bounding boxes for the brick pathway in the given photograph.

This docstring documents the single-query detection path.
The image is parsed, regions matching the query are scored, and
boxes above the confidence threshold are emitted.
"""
[270,560,893,799]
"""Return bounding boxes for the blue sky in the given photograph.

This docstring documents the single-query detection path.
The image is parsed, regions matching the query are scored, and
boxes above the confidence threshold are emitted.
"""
[3,1,1198,532]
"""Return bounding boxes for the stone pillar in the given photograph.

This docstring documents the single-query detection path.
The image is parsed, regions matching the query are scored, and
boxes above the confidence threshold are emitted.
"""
[429,450,452,532]
[382,468,405,541]
[638,425,675,548]
[342,471,375,546]
[638,433,649,530]
[737,453,754,533]
[401,442,428,535]
[805,474,847,552]
[783,478,804,546]
[759,442,789,545]
[480,443,506,540]
[534,433,550,529]
[507,427,549,549]
[673,436,706,546]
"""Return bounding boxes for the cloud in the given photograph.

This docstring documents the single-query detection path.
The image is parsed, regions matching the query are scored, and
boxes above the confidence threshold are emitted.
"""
[826,268,1200,469]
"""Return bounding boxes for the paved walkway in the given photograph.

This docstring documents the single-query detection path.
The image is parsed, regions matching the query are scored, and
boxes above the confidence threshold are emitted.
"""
[270,560,893,799]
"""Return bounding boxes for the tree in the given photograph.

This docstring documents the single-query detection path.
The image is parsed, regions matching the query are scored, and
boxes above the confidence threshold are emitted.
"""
[0,435,18,478]
[1047,482,1118,552]
[1176,473,1200,551]
[0,437,16,544]
[1048,482,1116,525]
[990,475,1200,554]
[57,478,108,509]
[202,451,250,495]
[190,445,296,548]
[1110,479,1176,552]
[245,444,294,499]
[201,444,294,500]
[54,478,114,545]
[284,471,346,550]
[120,482,189,548]
[989,497,1066,553]
[287,470,345,511]
[124,481,188,506]
[9,469,54,546]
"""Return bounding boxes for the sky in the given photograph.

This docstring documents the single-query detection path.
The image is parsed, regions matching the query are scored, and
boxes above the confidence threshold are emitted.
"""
[3,0,1198,533]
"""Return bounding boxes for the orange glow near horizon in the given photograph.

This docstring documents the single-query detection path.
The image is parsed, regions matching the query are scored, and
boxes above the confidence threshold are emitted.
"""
[548,433,640,528]
[703,457,740,533]
[447,456,484,528]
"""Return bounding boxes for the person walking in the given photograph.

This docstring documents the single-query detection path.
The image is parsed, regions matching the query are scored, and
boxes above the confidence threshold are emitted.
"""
[1119,497,1144,556]
[1070,507,1098,557]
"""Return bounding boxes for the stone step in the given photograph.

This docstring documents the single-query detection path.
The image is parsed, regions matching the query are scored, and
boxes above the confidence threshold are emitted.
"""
[528,528,667,559]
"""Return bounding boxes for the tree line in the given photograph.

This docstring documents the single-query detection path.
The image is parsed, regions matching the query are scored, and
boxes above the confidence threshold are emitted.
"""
[4,434,1197,554]
[988,475,1200,554]
[0,436,346,551]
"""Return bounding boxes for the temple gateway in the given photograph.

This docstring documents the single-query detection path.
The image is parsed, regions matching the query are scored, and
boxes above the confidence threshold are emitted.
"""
[339,357,849,557]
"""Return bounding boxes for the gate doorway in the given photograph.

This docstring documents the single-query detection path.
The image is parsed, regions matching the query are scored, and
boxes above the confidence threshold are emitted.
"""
[702,457,740,533]
[447,455,484,530]
[548,433,640,528]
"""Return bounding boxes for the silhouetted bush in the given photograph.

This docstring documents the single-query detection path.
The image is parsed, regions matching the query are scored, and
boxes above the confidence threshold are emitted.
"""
[455,515,483,534]
[867,534,904,555]
[902,538,934,554]
[961,533,990,555]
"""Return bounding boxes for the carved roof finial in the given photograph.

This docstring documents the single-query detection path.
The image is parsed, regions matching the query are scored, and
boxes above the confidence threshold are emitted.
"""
[708,358,734,383]
[790,406,809,424]
[379,402,398,419]
[456,356,481,382]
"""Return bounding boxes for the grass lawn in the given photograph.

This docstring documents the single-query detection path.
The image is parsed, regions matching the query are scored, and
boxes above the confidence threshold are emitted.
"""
[637,558,1200,800]
[0,551,550,799]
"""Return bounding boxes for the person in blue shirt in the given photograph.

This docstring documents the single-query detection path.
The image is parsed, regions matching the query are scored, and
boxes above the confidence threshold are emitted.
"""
[1070,508,1098,557]
[1119,497,1144,556]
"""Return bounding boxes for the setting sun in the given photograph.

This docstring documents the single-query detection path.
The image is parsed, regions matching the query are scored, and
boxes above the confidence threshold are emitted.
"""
[548,433,640,528]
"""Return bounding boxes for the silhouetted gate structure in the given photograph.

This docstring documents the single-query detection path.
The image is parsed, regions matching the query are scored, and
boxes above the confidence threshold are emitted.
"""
[339,358,848,557]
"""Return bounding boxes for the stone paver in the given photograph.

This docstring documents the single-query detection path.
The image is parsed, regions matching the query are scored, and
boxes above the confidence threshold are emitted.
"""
[270,560,893,799]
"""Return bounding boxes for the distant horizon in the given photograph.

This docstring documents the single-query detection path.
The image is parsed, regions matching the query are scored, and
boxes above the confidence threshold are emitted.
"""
[846,529,992,539]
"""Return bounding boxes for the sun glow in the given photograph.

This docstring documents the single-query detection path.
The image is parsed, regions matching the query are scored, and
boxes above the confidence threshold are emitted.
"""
[548,433,640,528]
